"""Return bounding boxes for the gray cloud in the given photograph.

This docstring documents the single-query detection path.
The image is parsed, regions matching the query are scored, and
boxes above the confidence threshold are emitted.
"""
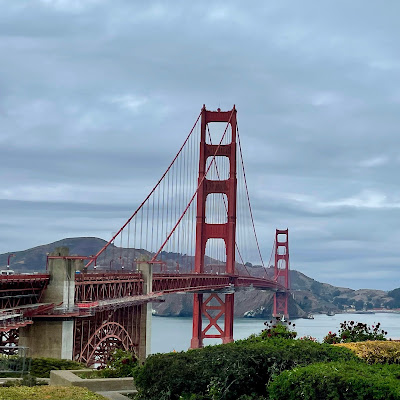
[1,0,400,290]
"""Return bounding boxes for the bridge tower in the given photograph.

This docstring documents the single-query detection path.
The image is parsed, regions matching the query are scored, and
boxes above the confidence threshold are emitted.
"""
[191,105,237,349]
[273,229,290,319]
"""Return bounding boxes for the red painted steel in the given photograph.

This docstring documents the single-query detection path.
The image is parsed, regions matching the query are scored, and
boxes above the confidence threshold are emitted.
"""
[75,272,284,300]
[74,272,142,302]
[0,329,18,349]
[153,273,232,293]
[191,106,237,348]
[73,307,141,366]
[0,274,49,309]
[0,270,284,353]
[75,272,285,303]
[85,112,203,269]
[0,108,293,359]
[273,229,290,319]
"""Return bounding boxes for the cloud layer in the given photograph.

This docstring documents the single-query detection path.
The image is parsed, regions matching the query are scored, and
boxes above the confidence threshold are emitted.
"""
[1,1,400,290]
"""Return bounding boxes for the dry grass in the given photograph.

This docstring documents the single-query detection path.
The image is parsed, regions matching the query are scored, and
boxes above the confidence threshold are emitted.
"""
[336,340,400,364]
[0,385,106,400]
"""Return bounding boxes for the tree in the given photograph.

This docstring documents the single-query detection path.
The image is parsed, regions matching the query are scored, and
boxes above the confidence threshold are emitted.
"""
[365,302,373,310]
[311,281,323,296]
[387,288,400,308]
[300,296,312,312]
[354,300,364,311]
[333,297,347,309]
[373,299,382,309]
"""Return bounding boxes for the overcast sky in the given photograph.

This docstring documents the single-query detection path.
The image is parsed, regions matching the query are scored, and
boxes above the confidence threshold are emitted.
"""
[1,1,400,290]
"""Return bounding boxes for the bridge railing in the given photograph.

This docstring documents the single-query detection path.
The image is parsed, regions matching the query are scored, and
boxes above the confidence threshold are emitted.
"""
[0,346,29,376]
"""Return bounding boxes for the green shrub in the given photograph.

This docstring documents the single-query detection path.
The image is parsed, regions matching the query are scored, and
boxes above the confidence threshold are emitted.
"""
[261,319,297,340]
[77,349,137,379]
[0,375,48,387]
[76,369,122,379]
[133,338,357,400]
[268,361,400,400]
[323,320,387,344]
[29,358,84,378]
[337,341,400,364]
[103,348,137,377]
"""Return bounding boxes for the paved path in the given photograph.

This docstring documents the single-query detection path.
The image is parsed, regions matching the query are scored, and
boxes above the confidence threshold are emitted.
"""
[97,389,137,400]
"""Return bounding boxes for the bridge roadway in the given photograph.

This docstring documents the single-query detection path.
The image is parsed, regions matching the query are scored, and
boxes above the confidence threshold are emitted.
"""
[0,271,285,325]
[0,266,288,364]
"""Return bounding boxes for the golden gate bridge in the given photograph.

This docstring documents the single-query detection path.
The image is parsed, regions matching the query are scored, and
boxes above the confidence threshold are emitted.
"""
[0,106,290,366]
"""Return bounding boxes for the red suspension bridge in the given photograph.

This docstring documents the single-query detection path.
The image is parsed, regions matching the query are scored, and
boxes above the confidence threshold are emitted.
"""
[0,106,290,366]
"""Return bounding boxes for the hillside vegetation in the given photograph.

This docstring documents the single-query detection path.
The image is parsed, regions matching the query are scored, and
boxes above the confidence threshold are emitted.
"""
[0,237,398,318]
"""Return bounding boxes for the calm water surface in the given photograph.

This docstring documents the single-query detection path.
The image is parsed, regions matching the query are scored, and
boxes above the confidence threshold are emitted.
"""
[151,313,400,354]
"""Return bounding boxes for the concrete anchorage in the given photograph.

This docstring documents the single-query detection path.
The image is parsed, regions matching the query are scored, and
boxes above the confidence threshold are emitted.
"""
[19,251,154,363]
[19,247,83,360]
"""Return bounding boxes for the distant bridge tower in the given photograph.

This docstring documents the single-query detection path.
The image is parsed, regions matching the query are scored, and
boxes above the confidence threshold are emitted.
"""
[190,105,237,348]
[273,229,290,319]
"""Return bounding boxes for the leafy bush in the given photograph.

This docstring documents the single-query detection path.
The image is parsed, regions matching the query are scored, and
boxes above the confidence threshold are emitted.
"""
[268,361,400,400]
[0,375,48,387]
[103,349,137,377]
[323,320,387,344]
[133,338,357,400]
[0,386,105,400]
[29,358,84,378]
[261,318,297,340]
[78,349,137,379]
[298,335,317,342]
[337,340,400,364]
[77,369,121,379]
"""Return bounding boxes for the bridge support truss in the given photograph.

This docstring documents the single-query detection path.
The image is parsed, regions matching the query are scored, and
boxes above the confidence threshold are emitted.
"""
[273,229,290,319]
[73,306,140,366]
[74,261,153,365]
[18,250,153,365]
[191,106,237,348]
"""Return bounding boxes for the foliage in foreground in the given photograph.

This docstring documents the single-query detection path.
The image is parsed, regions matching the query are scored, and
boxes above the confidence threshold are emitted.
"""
[102,348,137,377]
[0,385,105,400]
[78,349,137,379]
[268,361,400,400]
[0,357,84,379]
[337,340,400,364]
[0,375,47,387]
[261,319,297,340]
[29,357,84,378]
[323,320,387,344]
[133,338,357,400]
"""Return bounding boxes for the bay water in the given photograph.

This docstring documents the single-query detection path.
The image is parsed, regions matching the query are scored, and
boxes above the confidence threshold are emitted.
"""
[151,313,400,354]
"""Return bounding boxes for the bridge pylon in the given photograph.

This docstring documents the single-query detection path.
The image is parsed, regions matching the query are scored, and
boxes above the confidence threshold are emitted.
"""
[191,105,237,349]
[19,247,82,360]
[273,229,290,320]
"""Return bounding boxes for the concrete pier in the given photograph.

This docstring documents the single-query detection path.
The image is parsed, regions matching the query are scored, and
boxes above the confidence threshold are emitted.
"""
[137,262,152,361]
[19,247,83,359]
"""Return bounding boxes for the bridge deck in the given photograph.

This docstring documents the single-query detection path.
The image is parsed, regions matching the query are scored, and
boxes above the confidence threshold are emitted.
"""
[0,272,285,322]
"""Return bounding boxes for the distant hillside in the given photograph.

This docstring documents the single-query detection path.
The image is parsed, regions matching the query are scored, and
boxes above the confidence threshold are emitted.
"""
[0,237,109,272]
[0,237,396,318]
[288,270,392,316]
[154,269,393,318]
